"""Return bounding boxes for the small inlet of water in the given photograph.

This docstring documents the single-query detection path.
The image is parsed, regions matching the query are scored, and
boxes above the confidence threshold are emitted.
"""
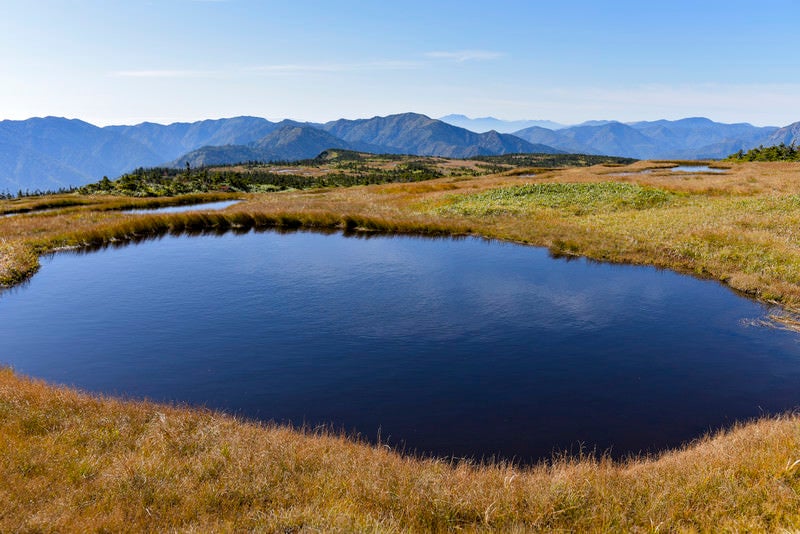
[123,200,242,214]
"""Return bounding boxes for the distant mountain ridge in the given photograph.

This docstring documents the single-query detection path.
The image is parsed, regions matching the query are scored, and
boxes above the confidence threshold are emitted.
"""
[439,114,565,133]
[0,117,163,192]
[513,118,780,159]
[173,113,561,168]
[766,122,800,146]
[174,122,357,168]
[0,113,797,192]
[105,116,281,163]
[319,113,556,158]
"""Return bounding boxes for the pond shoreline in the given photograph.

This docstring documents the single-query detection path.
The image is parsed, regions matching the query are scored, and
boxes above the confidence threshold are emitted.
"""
[3,196,797,326]
[7,230,795,463]
[3,162,800,530]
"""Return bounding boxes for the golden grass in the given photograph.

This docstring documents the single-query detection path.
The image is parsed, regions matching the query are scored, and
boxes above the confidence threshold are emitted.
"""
[2,368,800,532]
[2,160,800,529]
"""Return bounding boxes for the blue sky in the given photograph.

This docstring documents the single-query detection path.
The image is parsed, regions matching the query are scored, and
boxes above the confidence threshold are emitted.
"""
[2,0,799,126]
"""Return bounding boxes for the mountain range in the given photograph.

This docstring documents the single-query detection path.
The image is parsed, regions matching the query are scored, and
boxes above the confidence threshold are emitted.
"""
[1,113,798,192]
[439,114,565,133]
[511,117,781,160]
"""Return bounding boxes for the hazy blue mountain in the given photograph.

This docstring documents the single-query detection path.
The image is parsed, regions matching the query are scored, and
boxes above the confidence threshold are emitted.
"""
[575,120,617,127]
[562,122,661,158]
[0,117,163,192]
[765,121,800,146]
[511,126,589,154]
[626,117,777,157]
[439,114,565,133]
[514,117,782,159]
[250,123,355,161]
[168,145,262,169]
[105,116,279,162]
[321,113,559,158]
[171,113,560,167]
[0,140,88,193]
[0,116,282,191]
[515,121,659,158]
[172,123,355,168]
[3,114,798,192]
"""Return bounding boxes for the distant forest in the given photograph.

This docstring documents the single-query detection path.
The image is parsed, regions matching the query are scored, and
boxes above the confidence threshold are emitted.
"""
[77,151,639,197]
[727,143,800,162]
[79,157,446,197]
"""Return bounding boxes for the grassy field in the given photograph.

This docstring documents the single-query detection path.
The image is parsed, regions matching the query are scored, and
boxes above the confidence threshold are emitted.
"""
[2,159,800,530]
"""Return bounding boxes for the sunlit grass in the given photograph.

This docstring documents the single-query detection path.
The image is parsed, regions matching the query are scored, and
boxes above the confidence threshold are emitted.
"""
[437,182,676,216]
[1,368,800,531]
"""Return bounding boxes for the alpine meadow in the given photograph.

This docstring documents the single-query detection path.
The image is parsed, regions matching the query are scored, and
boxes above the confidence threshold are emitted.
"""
[2,1,800,532]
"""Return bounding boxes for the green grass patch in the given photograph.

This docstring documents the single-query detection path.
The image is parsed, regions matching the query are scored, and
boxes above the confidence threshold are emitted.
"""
[438,182,675,216]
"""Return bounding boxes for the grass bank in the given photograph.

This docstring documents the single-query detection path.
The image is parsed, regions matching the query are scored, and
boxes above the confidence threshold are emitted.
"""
[2,160,800,529]
[3,369,800,532]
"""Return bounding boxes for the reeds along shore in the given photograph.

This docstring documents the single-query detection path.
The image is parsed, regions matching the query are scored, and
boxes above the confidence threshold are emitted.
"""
[1,160,800,530]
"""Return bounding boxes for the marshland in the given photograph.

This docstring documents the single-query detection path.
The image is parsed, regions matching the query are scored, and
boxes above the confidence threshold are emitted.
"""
[2,155,800,531]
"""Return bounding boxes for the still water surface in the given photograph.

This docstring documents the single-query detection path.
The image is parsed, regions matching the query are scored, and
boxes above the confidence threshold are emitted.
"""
[670,165,727,173]
[123,200,241,214]
[1,231,798,462]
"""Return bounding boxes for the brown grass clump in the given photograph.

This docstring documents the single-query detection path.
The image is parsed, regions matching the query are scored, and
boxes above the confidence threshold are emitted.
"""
[2,368,800,532]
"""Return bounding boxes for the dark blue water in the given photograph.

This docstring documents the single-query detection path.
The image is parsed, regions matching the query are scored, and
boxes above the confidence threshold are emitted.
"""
[1,231,798,463]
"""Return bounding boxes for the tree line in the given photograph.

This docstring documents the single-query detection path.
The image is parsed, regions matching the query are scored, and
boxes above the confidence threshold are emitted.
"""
[1,186,79,200]
[727,143,800,162]
[79,161,445,197]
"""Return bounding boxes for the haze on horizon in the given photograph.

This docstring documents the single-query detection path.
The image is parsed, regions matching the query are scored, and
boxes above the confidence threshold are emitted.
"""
[2,0,799,127]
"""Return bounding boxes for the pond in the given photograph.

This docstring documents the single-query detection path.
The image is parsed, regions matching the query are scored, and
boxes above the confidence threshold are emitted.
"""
[123,200,242,214]
[1,231,798,463]
[670,165,727,173]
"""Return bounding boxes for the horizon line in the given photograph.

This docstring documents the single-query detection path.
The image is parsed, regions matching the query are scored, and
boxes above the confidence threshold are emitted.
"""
[0,112,790,129]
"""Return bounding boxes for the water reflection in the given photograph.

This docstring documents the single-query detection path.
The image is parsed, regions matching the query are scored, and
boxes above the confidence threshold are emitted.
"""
[670,165,727,173]
[1,231,797,464]
[123,200,242,214]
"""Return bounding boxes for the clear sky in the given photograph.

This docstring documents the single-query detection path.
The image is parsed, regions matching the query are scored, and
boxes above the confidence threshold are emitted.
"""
[2,0,799,127]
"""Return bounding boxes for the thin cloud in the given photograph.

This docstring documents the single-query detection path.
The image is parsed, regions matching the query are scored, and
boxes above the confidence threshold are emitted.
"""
[112,61,421,80]
[425,50,504,62]
[113,69,221,79]
[248,61,422,75]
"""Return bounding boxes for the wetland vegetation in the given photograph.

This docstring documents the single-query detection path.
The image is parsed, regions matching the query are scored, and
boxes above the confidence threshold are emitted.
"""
[2,156,800,531]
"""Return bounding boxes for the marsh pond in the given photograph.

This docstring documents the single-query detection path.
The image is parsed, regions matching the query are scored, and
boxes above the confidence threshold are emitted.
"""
[1,230,798,463]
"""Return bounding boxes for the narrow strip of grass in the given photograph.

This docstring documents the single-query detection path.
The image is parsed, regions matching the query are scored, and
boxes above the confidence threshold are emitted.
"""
[0,195,96,216]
